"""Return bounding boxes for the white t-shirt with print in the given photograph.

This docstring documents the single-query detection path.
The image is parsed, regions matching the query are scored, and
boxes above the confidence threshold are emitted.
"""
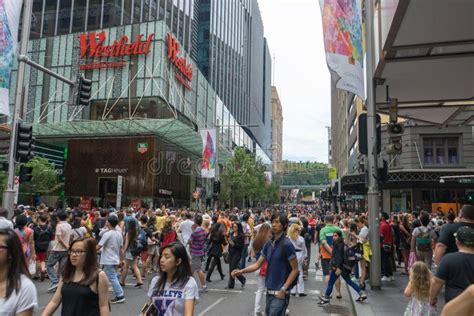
[147,276,199,316]
[0,275,37,316]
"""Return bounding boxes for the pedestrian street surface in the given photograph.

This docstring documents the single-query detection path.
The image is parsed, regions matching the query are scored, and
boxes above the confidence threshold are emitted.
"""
[35,245,355,315]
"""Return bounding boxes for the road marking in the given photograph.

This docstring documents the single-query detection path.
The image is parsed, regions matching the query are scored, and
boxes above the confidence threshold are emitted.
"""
[198,297,225,316]
[208,288,243,294]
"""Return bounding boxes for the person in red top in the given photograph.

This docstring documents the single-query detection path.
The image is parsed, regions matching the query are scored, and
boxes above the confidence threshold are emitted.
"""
[380,212,394,281]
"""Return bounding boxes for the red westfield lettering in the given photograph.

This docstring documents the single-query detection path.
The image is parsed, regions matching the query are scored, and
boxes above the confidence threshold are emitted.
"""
[79,31,154,59]
[167,33,193,82]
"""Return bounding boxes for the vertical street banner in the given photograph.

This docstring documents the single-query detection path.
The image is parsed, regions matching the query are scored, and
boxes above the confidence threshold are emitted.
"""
[319,0,365,98]
[0,0,23,116]
[200,128,216,178]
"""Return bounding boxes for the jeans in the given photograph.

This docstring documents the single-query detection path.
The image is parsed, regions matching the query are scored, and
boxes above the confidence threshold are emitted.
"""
[381,249,393,277]
[325,269,361,297]
[239,245,249,269]
[103,264,124,298]
[265,293,290,316]
[228,251,245,288]
[46,251,68,285]
[255,273,265,314]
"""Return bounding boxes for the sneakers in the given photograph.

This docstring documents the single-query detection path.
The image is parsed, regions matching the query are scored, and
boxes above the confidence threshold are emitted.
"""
[317,294,330,306]
[356,293,368,302]
[134,283,143,288]
[110,296,126,304]
[47,283,58,293]
[381,276,390,282]
[390,276,395,281]
[200,286,208,293]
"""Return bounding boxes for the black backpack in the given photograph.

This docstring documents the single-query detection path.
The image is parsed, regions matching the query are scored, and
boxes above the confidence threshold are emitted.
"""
[343,243,357,271]
[35,225,51,252]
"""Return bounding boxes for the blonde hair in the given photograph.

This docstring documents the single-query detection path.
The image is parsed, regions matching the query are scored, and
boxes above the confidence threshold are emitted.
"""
[288,223,300,241]
[409,261,432,301]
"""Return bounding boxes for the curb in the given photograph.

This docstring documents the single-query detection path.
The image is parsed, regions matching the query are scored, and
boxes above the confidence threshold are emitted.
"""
[346,283,376,316]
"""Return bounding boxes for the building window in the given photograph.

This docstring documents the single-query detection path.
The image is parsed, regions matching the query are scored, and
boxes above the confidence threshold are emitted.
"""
[423,136,459,165]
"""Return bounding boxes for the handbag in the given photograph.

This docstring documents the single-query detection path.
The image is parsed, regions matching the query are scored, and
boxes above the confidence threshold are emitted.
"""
[259,260,268,277]
[141,302,157,316]
[407,251,417,271]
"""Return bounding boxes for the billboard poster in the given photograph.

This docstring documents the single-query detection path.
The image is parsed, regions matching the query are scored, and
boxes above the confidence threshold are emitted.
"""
[200,129,216,178]
[319,0,365,98]
[0,0,23,116]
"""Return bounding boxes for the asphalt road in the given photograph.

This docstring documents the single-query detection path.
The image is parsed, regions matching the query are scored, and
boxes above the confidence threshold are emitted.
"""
[35,245,355,316]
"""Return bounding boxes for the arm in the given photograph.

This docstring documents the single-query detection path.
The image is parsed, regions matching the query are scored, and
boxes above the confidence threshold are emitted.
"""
[321,239,332,255]
[276,257,299,299]
[98,271,110,316]
[429,276,445,306]
[42,280,64,316]
[232,254,265,277]
[441,284,474,316]
[29,231,36,259]
[404,281,412,297]
[184,299,195,316]
[433,243,447,266]
[410,231,416,251]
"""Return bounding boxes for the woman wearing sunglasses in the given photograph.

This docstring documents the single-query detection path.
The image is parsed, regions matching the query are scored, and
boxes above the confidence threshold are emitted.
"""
[42,237,110,316]
[0,228,38,316]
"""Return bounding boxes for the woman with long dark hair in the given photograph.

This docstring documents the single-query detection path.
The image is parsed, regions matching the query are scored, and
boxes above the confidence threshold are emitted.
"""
[206,222,226,282]
[145,242,198,316]
[227,222,246,289]
[251,223,272,316]
[120,219,143,287]
[0,228,38,315]
[42,237,109,316]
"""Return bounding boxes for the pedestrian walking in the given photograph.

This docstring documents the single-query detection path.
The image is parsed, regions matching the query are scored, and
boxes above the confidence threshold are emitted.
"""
[232,212,299,316]
[288,223,307,297]
[380,212,395,281]
[14,214,36,271]
[188,215,208,292]
[318,230,367,306]
[97,216,126,304]
[227,221,246,289]
[32,213,53,281]
[251,223,272,316]
[145,242,199,316]
[319,214,343,298]
[411,212,434,269]
[403,261,433,316]
[42,237,110,316]
[0,228,38,315]
[120,219,143,287]
[206,222,226,282]
[46,210,72,293]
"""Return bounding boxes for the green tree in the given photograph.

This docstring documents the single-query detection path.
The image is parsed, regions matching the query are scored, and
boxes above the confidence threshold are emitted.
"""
[220,147,279,207]
[20,156,59,194]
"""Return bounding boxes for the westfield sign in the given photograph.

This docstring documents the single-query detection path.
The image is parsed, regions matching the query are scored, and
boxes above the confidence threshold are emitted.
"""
[167,33,193,90]
[78,31,154,70]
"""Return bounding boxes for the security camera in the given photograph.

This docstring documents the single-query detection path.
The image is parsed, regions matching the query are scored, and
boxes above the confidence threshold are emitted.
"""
[439,178,445,184]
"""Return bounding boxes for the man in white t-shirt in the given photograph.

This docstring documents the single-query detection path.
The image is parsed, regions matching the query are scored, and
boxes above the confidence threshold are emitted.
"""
[0,207,13,230]
[178,213,194,245]
[97,216,125,304]
[46,210,71,292]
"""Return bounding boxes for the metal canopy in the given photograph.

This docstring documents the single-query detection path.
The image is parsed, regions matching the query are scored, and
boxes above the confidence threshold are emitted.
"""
[374,0,474,126]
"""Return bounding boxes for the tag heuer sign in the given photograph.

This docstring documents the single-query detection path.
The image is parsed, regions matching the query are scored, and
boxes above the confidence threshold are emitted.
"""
[137,143,148,154]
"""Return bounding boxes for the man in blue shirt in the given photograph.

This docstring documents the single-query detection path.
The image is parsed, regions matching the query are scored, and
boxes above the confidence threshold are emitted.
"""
[232,212,298,316]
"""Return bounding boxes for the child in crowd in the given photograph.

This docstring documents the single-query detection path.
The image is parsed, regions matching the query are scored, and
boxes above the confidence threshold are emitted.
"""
[403,261,433,316]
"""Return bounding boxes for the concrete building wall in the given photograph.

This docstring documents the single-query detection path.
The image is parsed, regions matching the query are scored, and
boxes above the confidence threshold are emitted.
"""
[271,86,283,173]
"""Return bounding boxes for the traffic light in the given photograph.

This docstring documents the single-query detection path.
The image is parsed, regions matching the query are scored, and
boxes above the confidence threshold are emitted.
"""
[386,122,404,155]
[378,159,388,183]
[19,165,33,183]
[213,180,221,194]
[76,75,92,106]
[358,113,381,155]
[15,122,34,162]
[467,191,474,203]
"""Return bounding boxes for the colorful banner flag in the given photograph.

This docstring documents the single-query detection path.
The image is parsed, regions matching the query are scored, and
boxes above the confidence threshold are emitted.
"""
[200,129,216,178]
[0,0,23,116]
[319,0,365,98]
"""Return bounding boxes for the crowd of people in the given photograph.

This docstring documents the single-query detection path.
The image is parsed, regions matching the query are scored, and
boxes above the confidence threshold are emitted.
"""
[0,202,473,316]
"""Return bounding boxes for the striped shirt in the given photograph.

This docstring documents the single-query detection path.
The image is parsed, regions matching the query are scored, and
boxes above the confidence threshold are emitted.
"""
[189,227,207,256]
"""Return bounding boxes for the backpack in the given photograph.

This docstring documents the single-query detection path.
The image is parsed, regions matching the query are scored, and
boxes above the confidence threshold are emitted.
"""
[416,228,432,252]
[343,244,357,271]
[15,228,31,258]
[130,229,147,257]
[35,225,51,252]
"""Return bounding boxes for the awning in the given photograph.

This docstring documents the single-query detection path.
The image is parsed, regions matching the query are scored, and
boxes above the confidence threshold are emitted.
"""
[374,0,474,126]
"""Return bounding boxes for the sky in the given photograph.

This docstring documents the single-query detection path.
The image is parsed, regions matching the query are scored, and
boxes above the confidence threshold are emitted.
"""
[258,0,331,163]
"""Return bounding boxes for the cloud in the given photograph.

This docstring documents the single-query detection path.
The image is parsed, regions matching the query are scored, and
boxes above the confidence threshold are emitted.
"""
[259,0,331,163]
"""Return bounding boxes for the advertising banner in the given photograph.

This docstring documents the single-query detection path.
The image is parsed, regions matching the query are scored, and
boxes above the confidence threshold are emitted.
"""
[200,129,216,178]
[0,0,23,116]
[319,0,365,98]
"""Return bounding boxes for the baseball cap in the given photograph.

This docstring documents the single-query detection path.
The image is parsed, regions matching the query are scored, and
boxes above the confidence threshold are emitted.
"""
[455,226,474,246]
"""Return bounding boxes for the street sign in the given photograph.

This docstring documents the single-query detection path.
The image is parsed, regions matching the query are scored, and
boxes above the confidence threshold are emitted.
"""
[459,178,474,184]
